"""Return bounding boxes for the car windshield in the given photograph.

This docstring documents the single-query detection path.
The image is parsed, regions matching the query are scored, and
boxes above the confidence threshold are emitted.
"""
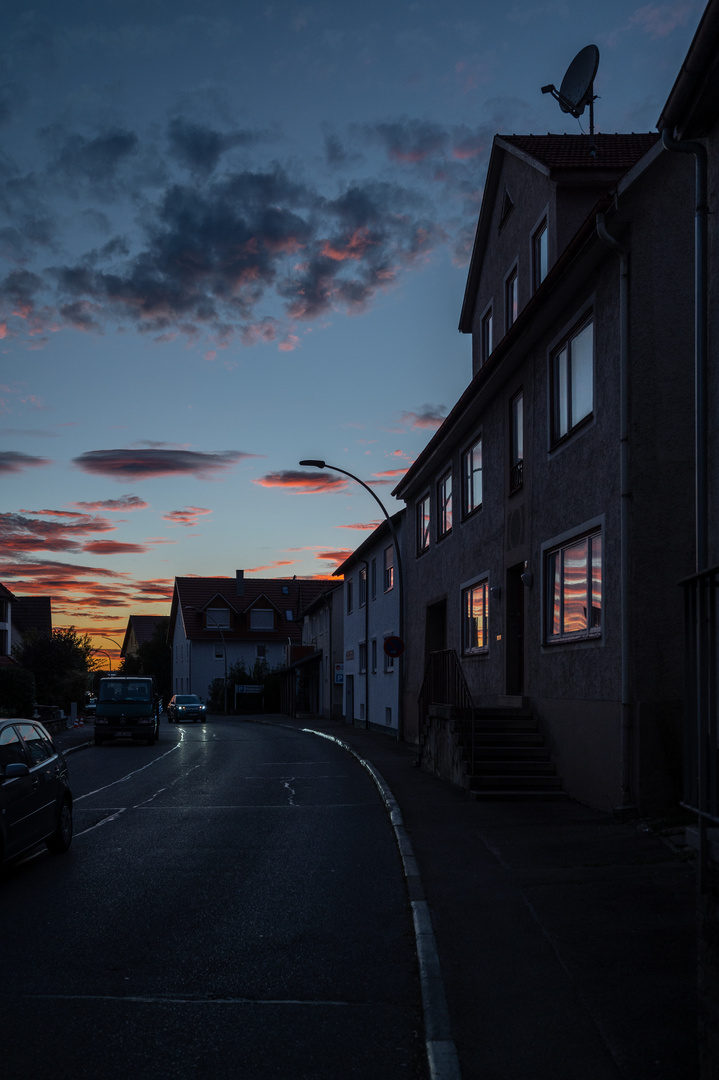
[176,696,200,704]
[99,681,151,702]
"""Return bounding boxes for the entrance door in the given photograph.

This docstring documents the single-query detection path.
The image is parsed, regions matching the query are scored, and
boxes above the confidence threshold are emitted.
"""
[506,564,524,695]
[425,599,447,664]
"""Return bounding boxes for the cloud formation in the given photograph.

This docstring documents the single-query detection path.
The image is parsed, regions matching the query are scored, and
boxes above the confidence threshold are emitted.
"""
[162,506,212,527]
[254,470,348,494]
[73,448,253,480]
[72,495,149,512]
[399,405,447,429]
[0,450,52,473]
[0,512,115,554]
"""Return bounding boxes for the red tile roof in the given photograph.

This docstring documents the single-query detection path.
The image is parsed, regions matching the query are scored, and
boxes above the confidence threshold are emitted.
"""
[173,576,335,643]
[500,132,660,171]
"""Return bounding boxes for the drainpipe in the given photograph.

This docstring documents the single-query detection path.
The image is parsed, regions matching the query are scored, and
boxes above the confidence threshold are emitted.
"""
[596,212,634,817]
[661,129,709,573]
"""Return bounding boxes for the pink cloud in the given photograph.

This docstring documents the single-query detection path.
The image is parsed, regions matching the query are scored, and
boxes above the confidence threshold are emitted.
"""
[162,506,212,527]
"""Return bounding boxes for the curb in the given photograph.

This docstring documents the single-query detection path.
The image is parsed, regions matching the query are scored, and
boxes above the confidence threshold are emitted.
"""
[302,728,462,1080]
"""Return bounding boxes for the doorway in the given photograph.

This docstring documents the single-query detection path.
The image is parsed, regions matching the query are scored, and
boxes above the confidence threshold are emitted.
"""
[506,564,524,695]
[425,599,447,664]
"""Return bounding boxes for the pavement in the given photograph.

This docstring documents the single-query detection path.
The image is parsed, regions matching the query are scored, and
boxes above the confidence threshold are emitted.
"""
[53,713,700,1080]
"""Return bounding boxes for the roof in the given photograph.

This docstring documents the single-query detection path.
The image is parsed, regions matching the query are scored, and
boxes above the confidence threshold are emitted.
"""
[658,0,719,139]
[459,132,660,333]
[333,510,405,577]
[11,596,52,636]
[0,582,16,603]
[169,576,336,644]
[499,133,660,172]
[122,614,169,654]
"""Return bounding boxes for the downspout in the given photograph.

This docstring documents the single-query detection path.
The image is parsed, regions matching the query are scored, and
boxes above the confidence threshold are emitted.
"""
[661,129,709,572]
[596,212,635,817]
[362,560,369,729]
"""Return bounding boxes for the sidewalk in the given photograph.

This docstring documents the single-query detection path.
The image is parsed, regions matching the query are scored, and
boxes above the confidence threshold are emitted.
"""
[55,714,700,1079]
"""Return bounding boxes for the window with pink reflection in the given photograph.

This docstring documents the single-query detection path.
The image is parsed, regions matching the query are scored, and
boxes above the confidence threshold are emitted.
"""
[546,531,602,642]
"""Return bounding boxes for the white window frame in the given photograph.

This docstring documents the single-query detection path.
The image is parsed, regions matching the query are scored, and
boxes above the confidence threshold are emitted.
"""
[437,470,452,539]
[250,608,274,630]
[462,437,483,518]
[416,493,430,555]
[543,524,603,644]
[550,315,594,445]
[461,574,490,655]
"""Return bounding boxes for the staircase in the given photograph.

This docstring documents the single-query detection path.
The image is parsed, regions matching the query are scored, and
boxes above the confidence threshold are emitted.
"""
[462,705,567,801]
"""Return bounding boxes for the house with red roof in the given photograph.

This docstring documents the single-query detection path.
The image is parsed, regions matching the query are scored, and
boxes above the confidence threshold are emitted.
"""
[393,128,697,813]
[167,570,336,708]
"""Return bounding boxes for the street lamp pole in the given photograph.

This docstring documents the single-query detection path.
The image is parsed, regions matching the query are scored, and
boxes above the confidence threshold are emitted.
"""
[188,607,228,714]
[94,649,112,672]
[299,459,404,741]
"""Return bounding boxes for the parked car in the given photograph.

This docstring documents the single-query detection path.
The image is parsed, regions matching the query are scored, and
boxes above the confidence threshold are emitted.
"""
[167,695,207,723]
[84,696,97,717]
[0,719,73,867]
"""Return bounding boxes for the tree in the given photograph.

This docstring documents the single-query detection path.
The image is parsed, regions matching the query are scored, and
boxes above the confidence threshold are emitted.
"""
[0,665,36,718]
[12,627,99,712]
[118,618,171,703]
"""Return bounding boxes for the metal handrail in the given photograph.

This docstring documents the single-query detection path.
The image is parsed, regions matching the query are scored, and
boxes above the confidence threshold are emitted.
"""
[418,649,476,766]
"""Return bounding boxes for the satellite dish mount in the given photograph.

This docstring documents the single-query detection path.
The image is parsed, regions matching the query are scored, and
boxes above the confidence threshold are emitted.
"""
[542,45,600,153]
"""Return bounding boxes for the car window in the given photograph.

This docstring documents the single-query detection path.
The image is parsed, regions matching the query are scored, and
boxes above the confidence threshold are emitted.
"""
[0,726,27,771]
[16,724,53,766]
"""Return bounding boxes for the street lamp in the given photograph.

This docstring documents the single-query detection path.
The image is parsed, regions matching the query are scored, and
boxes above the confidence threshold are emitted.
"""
[94,649,112,672]
[298,459,404,741]
[188,606,228,714]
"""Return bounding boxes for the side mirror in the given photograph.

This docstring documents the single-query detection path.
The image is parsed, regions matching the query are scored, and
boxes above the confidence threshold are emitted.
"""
[3,762,30,779]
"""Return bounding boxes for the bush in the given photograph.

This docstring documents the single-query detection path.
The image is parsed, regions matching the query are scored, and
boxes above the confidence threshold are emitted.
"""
[0,666,36,718]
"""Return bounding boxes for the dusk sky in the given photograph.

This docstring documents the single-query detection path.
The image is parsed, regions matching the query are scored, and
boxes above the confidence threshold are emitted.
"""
[0,0,703,662]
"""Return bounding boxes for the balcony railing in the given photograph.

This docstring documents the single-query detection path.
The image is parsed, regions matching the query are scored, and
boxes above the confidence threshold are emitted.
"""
[682,564,719,887]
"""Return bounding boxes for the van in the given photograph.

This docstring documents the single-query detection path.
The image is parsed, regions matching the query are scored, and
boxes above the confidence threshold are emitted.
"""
[94,677,159,746]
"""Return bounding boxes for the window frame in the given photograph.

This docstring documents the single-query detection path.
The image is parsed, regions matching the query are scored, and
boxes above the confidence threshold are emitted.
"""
[249,608,274,631]
[416,494,430,556]
[461,577,490,656]
[437,470,453,539]
[505,265,518,332]
[542,522,603,645]
[480,304,493,367]
[550,315,594,446]
[384,546,394,593]
[359,566,367,607]
[510,390,524,494]
[532,218,548,292]
[461,437,483,519]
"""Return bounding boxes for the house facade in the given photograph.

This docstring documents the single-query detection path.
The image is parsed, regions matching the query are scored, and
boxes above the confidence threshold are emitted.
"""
[121,615,168,660]
[334,513,404,733]
[394,132,696,813]
[0,584,52,668]
[167,570,335,707]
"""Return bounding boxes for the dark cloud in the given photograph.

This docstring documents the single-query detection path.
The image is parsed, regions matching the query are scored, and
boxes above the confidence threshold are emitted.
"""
[73,447,253,480]
[43,125,139,187]
[167,118,264,178]
[254,470,348,494]
[0,269,43,320]
[0,450,52,473]
[81,540,149,555]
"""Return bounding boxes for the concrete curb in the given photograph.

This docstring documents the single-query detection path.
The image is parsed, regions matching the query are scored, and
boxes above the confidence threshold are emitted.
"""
[303,728,462,1080]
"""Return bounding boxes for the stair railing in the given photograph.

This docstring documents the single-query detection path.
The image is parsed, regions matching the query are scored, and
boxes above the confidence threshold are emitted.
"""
[418,649,476,765]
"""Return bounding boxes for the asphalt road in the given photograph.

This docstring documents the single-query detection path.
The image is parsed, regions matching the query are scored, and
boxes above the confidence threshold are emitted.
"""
[2,719,426,1080]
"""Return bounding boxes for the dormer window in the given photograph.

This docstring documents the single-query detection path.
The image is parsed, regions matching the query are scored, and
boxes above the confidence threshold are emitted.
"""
[250,608,274,630]
[285,610,294,621]
[206,607,230,628]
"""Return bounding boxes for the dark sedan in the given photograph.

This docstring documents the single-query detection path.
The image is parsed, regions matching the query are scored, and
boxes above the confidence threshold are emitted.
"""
[0,719,73,867]
[167,694,207,723]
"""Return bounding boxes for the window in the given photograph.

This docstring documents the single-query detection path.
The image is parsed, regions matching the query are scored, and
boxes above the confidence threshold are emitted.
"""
[510,391,524,493]
[207,607,230,628]
[546,530,602,642]
[462,438,483,517]
[437,471,452,538]
[346,578,354,614]
[384,638,395,672]
[371,639,377,672]
[533,220,548,291]
[250,609,274,630]
[214,643,224,660]
[370,559,377,600]
[359,643,367,673]
[0,724,26,770]
[551,318,593,443]
[384,546,394,592]
[505,268,517,331]
[359,567,367,607]
[17,723,52,766]
[463,580,489,654]
[416,494,430,555]
[285,609,294,621]
[256,645,267,659]
[481,308,493,366]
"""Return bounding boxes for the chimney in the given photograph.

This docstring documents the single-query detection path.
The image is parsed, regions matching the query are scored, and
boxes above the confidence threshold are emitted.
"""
[236,570,245,596]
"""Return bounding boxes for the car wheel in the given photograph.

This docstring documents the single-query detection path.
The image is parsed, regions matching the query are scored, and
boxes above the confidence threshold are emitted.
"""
[47,800,73,854]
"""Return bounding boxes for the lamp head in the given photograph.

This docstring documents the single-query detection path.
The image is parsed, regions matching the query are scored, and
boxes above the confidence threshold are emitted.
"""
[299,459,326,468]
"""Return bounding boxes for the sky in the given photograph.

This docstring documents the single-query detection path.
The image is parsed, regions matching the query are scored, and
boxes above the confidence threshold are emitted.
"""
[0,0,704,665]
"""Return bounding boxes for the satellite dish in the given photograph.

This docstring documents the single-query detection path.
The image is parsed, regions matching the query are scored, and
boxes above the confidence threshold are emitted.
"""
[541,45,599,150]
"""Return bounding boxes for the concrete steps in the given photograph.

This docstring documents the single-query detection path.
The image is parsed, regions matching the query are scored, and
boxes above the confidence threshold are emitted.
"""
[460,707,568,801]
